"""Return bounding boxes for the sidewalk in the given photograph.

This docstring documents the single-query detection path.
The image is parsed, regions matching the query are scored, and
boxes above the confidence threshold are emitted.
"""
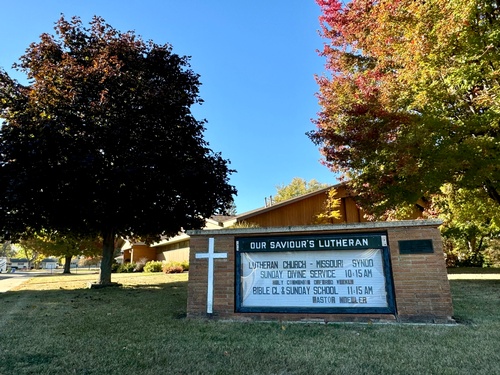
[0,270,56,293]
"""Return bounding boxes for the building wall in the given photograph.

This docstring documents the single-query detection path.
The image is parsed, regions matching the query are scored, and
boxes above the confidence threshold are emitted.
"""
[154,238,190,263]
[243,193,326,227]
[240,187,367,227]
[238,186,423,228]
[122,249,131,263]
[187,221,453,323]
[42,261,58,269]
[131,245,157,263]
[156,248,189,263]
[10,261,29,269]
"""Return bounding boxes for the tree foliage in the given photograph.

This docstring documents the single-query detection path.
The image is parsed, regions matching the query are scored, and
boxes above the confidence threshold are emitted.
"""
[0,16,236,284]
[25,232,102,273]
[1,241,14,258]
[314,188,342,224]
[15,239,43,269]
[430,185,500,266]
[308,0,500,216]
[273,177,329,203]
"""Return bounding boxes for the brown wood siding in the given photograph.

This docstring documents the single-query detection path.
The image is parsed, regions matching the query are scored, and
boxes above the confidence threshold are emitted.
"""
[344,196,366,223]
[243,192,327,227]
[131,245,157,263]
[241,187,366,227]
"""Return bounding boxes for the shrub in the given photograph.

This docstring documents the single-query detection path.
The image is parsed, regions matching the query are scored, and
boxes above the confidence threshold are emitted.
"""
[179,260,189,271]
[443,238,490,268]
[143,261,163,273]
[117,262,136,273]
[162,261,188,274]
[111,261,120,273]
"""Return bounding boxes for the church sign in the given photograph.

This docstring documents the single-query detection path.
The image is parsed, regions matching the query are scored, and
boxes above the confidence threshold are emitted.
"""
[187,221,454,323]
[235,233,395,314]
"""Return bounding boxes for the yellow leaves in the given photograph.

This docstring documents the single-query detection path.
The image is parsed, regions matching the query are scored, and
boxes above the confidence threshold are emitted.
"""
[273,178,329,203]
[315,188,342,224]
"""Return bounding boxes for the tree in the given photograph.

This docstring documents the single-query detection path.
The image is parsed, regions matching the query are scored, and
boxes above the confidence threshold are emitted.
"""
[0,16,236,285]
[15,239,43,269]
[226,200,237,216]
[1,241,15,258]
[31,232,102,273]
[314,188,342,224]
[429,185,500,266]
[308,0,500,216]
[273,178,329,203]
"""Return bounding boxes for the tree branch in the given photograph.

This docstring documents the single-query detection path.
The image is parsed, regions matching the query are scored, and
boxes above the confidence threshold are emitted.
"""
[483,179,500,204]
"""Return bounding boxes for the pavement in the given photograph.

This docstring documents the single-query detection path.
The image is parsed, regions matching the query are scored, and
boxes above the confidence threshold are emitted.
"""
[0,270,60,293]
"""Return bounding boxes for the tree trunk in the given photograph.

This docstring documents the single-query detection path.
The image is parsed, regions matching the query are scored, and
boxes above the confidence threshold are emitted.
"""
[484,179,500,205]
[97,228,115,285]
[63,255,72,274]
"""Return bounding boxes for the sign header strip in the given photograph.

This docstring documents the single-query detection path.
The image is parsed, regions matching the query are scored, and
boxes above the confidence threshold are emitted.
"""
[237,233,385,252]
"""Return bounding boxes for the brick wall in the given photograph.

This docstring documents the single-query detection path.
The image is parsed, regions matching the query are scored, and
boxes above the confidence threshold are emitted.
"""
[187,221,453,323]
[387,225,453,322]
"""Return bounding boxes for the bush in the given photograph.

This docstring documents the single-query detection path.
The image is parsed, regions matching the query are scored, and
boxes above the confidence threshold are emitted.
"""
[143,261,163,273]
[117,262,136,273]
[162,261,188,274]
[483,239,500,268]
[111,261,120,273]
[179,260,189,271]
[444,238,490,268]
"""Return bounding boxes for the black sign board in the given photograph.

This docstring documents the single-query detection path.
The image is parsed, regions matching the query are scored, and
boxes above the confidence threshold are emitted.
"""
[398,239,434,254]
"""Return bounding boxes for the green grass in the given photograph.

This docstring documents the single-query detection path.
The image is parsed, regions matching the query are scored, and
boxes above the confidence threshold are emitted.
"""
[0,270,499,375]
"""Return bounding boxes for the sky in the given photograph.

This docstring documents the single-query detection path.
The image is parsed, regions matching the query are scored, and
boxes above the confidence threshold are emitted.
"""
[0,0,338,214]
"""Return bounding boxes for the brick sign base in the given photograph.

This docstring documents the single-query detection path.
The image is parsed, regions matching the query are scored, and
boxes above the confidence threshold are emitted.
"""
[187,221,454,323]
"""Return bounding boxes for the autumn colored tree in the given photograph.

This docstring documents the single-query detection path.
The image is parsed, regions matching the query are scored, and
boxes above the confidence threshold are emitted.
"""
[0,16,236,285]
[308,0,500,216]
[314,188,342,224]
[273,177,329,203]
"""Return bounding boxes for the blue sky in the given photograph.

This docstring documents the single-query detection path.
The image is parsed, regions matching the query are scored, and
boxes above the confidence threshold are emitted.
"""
[0,1,338,214]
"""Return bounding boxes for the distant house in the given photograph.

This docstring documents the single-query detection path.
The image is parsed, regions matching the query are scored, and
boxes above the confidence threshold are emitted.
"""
[40,258,59,270]
[9,258,29,270]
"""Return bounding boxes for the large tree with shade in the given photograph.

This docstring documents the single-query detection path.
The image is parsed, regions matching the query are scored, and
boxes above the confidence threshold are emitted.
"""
[0,16,236,285]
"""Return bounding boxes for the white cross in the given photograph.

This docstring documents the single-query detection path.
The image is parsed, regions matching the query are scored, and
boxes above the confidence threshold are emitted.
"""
[195,237,227,314]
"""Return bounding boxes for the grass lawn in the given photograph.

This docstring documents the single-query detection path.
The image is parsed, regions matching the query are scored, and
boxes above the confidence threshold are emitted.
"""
[0,270,499,375]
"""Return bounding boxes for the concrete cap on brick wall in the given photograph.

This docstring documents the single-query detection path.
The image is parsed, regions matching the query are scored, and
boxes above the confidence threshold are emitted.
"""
[187,219,443,236]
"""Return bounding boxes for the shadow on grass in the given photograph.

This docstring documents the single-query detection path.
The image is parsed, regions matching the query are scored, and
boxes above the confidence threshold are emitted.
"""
[128,281,186,289]
[0,353,56,369]
[0,280,189,323]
